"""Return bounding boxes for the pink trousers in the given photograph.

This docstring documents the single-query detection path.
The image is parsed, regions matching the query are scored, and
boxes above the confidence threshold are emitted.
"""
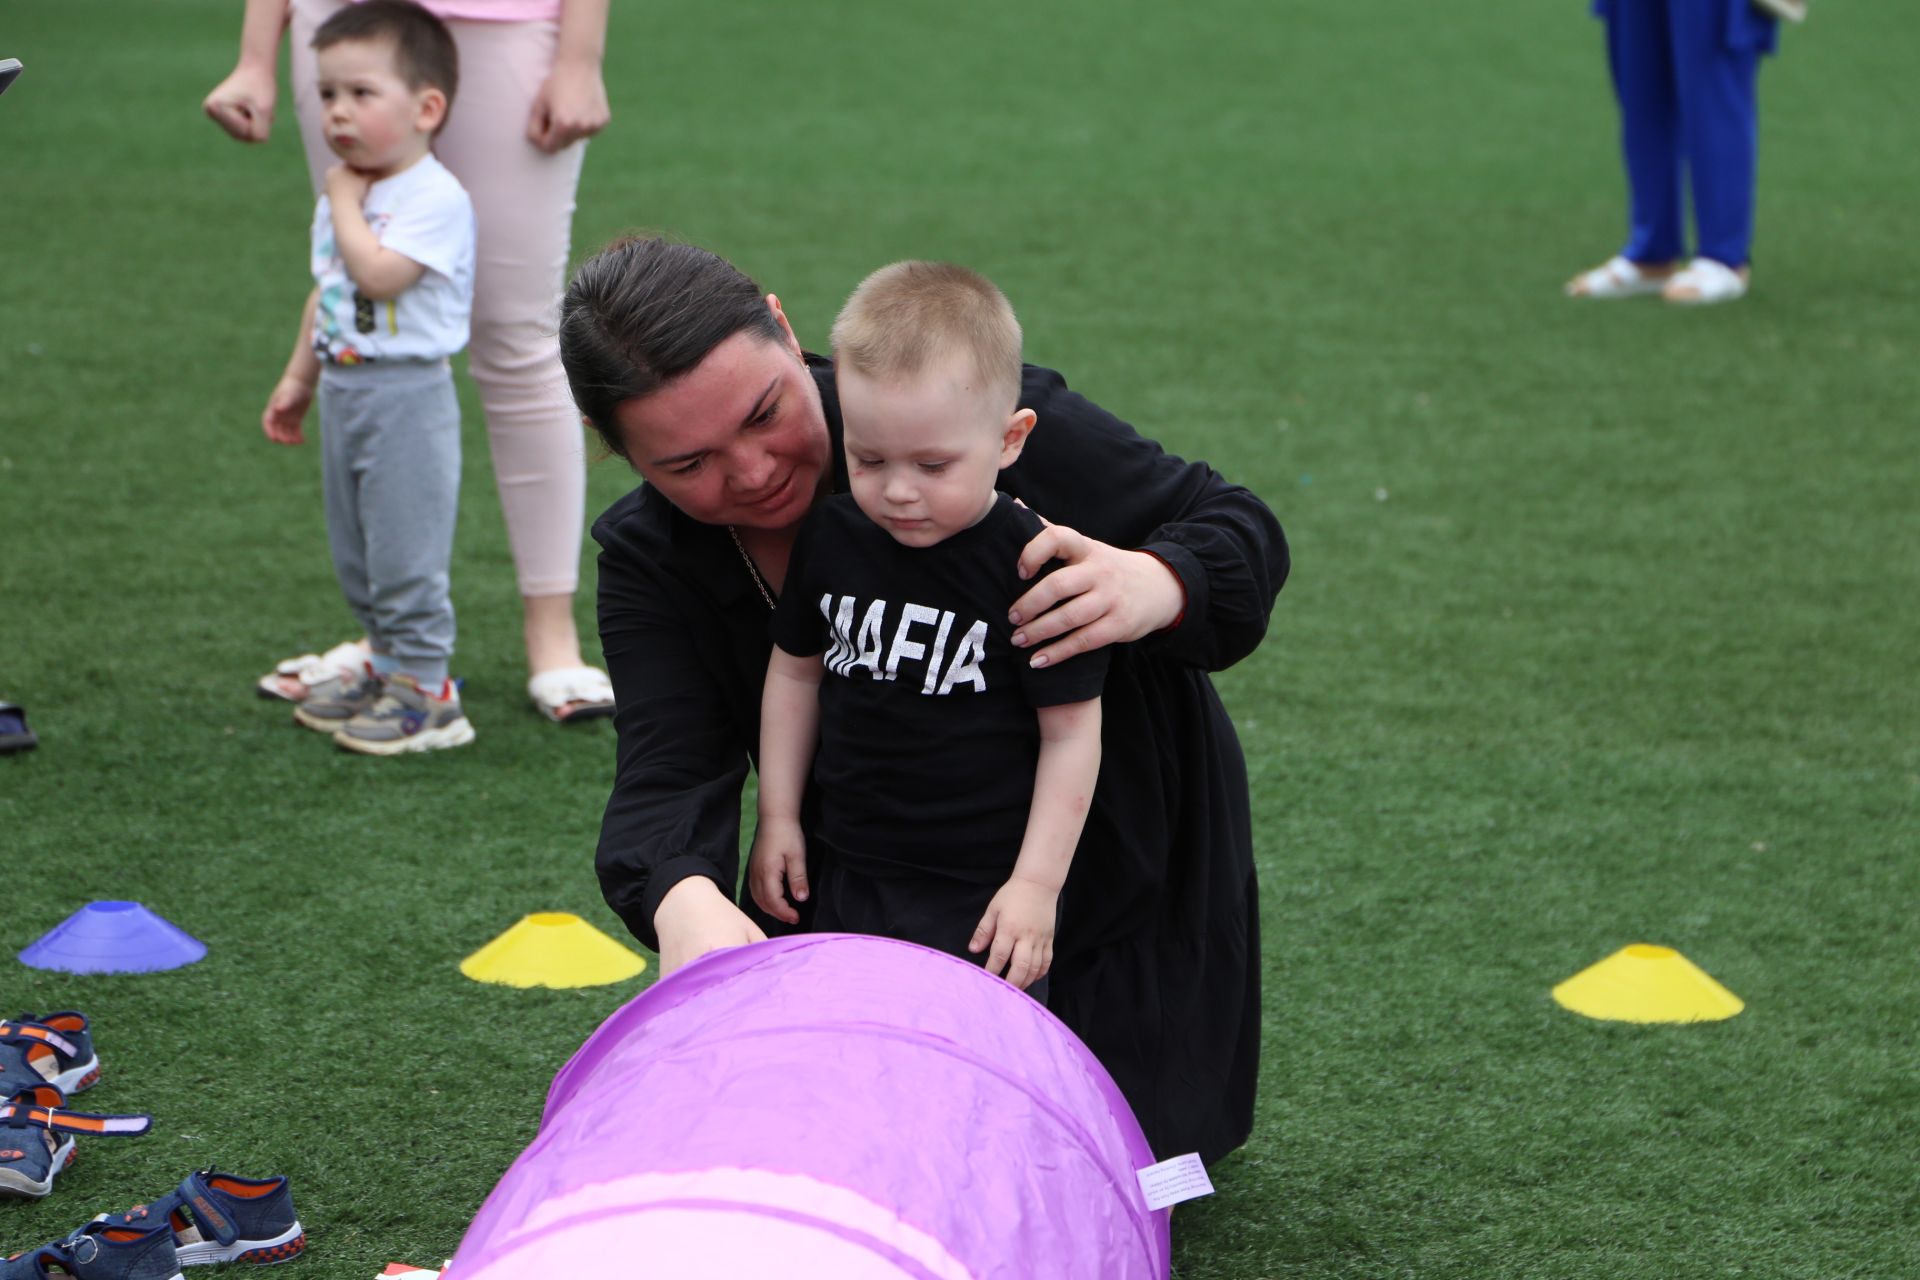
[292,0,589,598]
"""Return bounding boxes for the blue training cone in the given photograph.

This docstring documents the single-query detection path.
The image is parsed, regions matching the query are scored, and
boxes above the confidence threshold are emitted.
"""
[19,901,207,974]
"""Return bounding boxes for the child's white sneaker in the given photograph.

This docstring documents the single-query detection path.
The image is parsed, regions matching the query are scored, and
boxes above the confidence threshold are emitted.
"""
[333,674,474,756]
[290,666,383,735]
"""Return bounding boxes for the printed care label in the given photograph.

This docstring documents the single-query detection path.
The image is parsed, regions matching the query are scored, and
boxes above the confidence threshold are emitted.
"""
[1136,1152,1215,1210]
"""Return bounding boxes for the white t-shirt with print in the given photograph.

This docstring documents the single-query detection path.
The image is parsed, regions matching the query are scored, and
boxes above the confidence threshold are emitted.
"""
[310,154,475,365]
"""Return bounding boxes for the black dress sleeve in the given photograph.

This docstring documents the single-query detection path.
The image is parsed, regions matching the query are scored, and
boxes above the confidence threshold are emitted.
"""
[592,511,754,953]
[1002,366,1288,673]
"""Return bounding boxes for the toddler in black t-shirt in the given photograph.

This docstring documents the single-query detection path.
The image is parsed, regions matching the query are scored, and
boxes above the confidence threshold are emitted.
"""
[750,263,1106,994]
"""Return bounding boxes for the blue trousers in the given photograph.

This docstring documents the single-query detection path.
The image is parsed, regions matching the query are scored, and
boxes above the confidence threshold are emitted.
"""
[1602,0,1770,268]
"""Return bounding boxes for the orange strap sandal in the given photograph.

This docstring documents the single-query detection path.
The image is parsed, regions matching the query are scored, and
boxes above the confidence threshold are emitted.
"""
[0,1085,151,1201]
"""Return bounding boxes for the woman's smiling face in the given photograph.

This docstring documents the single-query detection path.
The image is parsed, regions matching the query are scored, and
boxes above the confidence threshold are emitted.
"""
[611,326,833,532]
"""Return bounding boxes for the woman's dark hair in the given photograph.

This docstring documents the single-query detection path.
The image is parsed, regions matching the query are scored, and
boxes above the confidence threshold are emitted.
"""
[559,237,787,460]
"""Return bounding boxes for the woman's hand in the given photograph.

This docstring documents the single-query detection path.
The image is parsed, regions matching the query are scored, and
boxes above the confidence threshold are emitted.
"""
[653,875,767,978]
[526,60,611,154]
[203,63,278,143]
[1008,520,1185,668]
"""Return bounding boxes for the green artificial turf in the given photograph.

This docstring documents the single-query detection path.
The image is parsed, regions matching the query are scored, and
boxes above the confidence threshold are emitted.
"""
[3,2,1916,1276]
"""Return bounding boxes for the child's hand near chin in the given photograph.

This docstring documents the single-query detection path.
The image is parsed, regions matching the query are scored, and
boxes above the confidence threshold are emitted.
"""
[969,875,1058,991]
[747,816,810,925]
[324,162,372,208]
[262,374,313,445]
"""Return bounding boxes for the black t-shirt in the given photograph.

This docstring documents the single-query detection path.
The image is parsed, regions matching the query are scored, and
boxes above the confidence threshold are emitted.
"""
[771,493,1108,881]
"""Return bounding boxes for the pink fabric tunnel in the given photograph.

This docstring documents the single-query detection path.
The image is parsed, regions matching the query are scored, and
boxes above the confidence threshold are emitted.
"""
[446,934,1171,1279]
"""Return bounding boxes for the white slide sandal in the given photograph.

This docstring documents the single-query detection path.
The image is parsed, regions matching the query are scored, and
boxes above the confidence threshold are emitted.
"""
[1565,255,1670,300]
[1662,257,1749,305]
[528,665,617,723]
[255,639,372,703]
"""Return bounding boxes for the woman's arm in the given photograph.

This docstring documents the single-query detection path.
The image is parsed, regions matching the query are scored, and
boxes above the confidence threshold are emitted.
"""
[650,877,766,980]
[203,0,289,143]
[527,0,612,153]
[594,522,761,962]
[1002,366,1288,673]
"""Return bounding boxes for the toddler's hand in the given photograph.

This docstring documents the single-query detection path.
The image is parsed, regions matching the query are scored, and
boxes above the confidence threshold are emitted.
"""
[324,163,373,209]
[969,875,1059,990]
[262,375,313,446]
[747,816,810,926]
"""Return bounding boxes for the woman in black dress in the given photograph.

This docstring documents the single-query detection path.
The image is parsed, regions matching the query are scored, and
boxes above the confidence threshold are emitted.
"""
[560,237,1287,1164]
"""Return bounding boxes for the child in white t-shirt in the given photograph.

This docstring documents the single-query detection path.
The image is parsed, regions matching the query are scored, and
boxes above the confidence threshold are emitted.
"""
[259,0,477,755]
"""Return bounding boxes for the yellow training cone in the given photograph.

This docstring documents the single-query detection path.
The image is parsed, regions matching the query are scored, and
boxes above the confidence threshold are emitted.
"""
[1552,943,1743,1023]
[460,913,647,989]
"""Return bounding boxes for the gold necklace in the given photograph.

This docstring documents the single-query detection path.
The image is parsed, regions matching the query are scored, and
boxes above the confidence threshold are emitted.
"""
[727,525,775,610]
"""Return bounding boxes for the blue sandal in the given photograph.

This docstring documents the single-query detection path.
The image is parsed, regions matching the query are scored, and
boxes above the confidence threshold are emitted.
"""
[1,1014,103,1096]
[1,1222,181,1280]
[95,1170,305,1267]
[0,1086,152,1201]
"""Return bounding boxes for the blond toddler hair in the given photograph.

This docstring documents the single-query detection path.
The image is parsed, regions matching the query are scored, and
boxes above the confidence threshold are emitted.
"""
[830,262,1024,412]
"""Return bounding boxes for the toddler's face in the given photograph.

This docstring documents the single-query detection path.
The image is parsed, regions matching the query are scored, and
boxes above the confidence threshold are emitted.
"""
[316,38,438,179]
[839,354,1028,549]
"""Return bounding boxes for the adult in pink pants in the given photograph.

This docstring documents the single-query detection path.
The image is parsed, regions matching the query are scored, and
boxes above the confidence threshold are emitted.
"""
[205,0,618,723]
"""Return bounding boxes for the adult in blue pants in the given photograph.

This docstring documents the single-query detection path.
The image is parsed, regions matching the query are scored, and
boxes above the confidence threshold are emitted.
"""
[1567,0,1780,305]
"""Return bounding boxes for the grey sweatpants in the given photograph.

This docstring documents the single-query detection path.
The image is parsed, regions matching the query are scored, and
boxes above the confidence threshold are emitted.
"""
[319,360,460,686]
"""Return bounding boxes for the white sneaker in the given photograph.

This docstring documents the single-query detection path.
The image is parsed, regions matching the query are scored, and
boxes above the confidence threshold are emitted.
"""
[333,674,475,756]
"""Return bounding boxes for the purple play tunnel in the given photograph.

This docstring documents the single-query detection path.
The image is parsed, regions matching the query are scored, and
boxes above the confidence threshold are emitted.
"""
[446,935,1170,1280]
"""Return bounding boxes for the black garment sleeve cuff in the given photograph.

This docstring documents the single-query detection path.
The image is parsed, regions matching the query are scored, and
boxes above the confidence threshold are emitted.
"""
[1137,537,1210,660]
[629,857,733,954]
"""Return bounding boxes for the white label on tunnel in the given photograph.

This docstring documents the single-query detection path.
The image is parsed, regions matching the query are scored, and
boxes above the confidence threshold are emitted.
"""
[1136,1153,1214,1210]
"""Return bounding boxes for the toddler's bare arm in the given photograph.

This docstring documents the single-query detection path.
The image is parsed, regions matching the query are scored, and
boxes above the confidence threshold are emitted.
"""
[261,287,320,446]
[325,166,427,301]
[971,696,1103,988]
[749,647,825,925]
